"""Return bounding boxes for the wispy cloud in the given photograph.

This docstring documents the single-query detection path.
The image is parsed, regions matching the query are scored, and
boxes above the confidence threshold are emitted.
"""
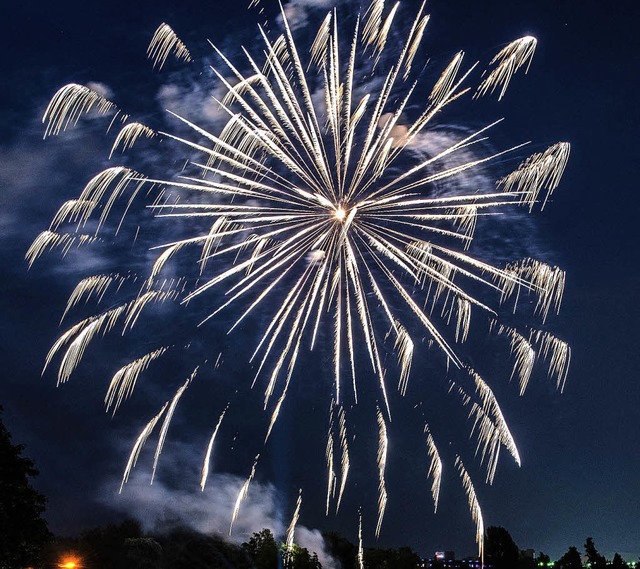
[279,0,338,29]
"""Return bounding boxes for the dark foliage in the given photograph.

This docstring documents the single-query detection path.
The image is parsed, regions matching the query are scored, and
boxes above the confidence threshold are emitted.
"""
[283,543,323,569]
[124,536,163,569]
[585,537,607,569]
[538,552,551,565]
[610,553,629,569]
[518,552,538,569]
[323,531,358,569]
[79,519,143,567]
[43,523,252,569]
[555,546,583,569]
[323,530,421,569]
[0,406,51,569]
[243,528,279,569]
[160,528,252,569]
[484,526,519,569]
[364,545,421,569]
[243,528,322,569]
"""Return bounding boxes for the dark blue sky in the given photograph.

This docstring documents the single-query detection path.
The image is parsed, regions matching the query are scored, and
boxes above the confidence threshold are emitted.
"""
[1,0,639,563]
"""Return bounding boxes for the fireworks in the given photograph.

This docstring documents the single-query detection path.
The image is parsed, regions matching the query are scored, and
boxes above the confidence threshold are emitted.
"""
[286,489,303,550]
[32,0,570,557]
[375,407,388,539]
[147,23,192,70]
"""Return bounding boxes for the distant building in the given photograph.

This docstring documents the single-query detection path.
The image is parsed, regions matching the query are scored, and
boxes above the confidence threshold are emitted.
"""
[424,551,484,569]
[460,557,483,569]
[521,549,535,559]
[436,551,456,562]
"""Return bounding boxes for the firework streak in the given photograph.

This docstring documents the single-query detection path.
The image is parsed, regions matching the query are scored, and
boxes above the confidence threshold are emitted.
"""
[33,0,571,555]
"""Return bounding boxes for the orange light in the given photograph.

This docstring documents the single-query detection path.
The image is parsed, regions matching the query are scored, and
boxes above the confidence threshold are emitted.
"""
[58,559,79,568]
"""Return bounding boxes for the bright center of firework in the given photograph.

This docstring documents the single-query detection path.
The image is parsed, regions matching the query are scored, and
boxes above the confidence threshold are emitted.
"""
[334,206,346,221]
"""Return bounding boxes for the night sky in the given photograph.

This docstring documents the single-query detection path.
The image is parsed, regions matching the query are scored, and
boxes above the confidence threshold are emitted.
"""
[1,0,639,564]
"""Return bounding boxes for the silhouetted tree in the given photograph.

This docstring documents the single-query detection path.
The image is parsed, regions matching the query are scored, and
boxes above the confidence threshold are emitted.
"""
[0,406,51,569]
[538,552,551,565]
[323,531,357,569]
[484,526,519,569]
[363,545,420,569]
[556,546,583,569]
[392,546,421,569]
[585,538,607,569]
[124,536,163,569]
[243,529,324,569]
[518,550,538,569]
[79,519,143,568]
[610,553,628,569]
[363,547,392,569]
[243,529,280,569]
[284,543,323,569]
[161,528,251,569]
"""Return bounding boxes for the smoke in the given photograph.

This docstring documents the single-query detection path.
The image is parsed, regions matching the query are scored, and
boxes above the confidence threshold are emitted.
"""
[156,81,231,127]
[278,0,338,29]
[106,468,337,569]
[85,81,115,99]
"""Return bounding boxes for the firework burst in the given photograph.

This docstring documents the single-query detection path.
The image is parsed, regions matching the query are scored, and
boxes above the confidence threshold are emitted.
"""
[31,0,570,556]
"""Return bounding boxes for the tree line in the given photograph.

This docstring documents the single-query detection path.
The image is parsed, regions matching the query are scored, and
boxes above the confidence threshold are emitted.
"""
[484,526,638,569]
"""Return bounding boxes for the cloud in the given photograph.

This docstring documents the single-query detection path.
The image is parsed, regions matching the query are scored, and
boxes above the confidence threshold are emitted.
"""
[408,128,494,196]
[280,0,337,29]
[0,95,120,277]
[402,127,546,261]
[86,81,115,99]
[156,82,231,127]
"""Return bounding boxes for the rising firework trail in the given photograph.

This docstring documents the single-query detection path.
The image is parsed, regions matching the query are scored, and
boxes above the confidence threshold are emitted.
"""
[32,0,570,554]
[286,489,303,550]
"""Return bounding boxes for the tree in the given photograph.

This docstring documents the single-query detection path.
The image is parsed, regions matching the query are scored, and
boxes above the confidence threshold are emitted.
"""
[363,545,420,569]
[0,406,51,569]
[484,526,519,569]
[243,529,280,569]
[610,553,628,569]
[78,519,143,568]
[584,538,607,569]
[538,552,551,566]
[283,543,323,569]
[555,546,583,569]
[160,528,251,569]
[518,550,538,569]
[324,531,420,569]
[124,537,163,569]
[391,546,421,569]
[323,531,357,569]
[244,529,324,569]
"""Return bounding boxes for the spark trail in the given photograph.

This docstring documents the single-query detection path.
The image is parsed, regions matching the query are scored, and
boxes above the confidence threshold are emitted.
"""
[33,0,570,552]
